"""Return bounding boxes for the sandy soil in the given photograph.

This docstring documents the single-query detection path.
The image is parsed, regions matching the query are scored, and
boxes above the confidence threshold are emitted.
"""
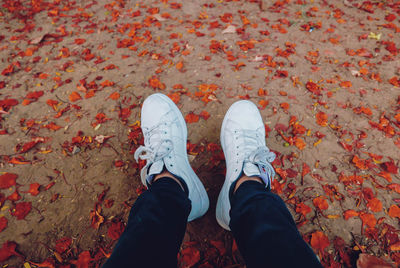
[0,0,399,267]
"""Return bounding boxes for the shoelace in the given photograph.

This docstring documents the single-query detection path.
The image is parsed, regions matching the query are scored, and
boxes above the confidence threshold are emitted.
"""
[244,146,276,188]
[134,122,173,183]
[236,129,276,188]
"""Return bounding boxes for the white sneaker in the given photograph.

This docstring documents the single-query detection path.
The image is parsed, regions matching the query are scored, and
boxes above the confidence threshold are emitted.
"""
[134,93,209,221]
[216,100,276,230]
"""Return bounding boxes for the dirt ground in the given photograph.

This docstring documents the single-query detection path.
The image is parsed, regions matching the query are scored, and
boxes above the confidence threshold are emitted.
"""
[0,0,399,267]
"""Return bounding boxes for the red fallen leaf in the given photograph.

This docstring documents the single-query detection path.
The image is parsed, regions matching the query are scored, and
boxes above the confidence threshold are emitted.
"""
[310,231,329,253]
[100,80,114,87]
[389,76,400,87]
[387,183,400,194]
[38,73,49,79]
[71,251,93,268]
[69,91,82,102]
[199,110,210,120]
[388,205,400,218]
[380,161,398,174]
[26,183,40,196]
[185,112,200,123]
[0,98,18,111]
[0,216,7,233]
[313,196,329,210]
[107,221,125,240]
[107,92,120,100]
[44,97,59,111]
[306,81,321,95]
[19,137,45,153]
[0,173,18,189]
[210,240,226,256]
[366,197,382,212]
[356,253,392,268]
[7,190,21,202]
[385,14,396,22]
[0,241,21,262]
[75,38,86,45]
[26,90,44,100]
[11,202,31,220]
[339,141,353,152]
[44,181,55,191]
[179,246,200,268]
[359,212,376,228]
[301,163,311,179]
[344,209,359,220]
[104,199,114,208]
[114,160,124,167]
[316,111,328,126]
[42,122,62,131]
[352,155,370,170]
[55,237,72,254]
[118,107,131,121]
[296,202,312,217]
[1,64,14,76]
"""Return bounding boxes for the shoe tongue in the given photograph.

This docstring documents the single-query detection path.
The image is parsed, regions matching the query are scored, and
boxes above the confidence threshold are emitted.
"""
[147,160,164,184]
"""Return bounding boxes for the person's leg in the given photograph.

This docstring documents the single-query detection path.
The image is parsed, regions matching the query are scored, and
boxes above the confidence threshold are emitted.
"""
[230,178,322,268]
[216,100,322,267]
[104,93,209,267]
[103,176,191,268]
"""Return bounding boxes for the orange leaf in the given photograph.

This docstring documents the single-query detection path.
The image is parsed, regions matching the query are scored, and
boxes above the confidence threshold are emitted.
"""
[280,102,289,110]
[389,76,399,87]
[343,210,359,220]
[26,183,40,196]
[388,205,400,218]
[366,198,382,212]
[294,137,306,150]
[310,231,329,252]
[167,92,180,104]
[199,111,210,120]
[108,92,120,100]
[74,38,86,45]
[185,113,199,123]
[42,122,62,131]
[176,61,183,70]
[296,203,312,217]
[340,81,352,88]
[359,212,376,228]
[352,155,370,170]
[149,76,166,90]
[101,80,114,87]
[316,111,328,126]
[69,91,82,102]
[258,99,269,110]
[313,196,329,210]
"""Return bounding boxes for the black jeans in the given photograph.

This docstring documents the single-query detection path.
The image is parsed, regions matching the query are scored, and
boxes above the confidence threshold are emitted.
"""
[102,178,322,268]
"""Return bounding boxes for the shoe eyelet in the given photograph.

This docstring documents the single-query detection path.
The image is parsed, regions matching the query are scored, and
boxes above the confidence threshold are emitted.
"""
[170,164,173,167]
[235,169,237,171]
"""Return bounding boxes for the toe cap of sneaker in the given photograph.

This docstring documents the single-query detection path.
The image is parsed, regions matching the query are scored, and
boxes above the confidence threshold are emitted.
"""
[225,100,263,130]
